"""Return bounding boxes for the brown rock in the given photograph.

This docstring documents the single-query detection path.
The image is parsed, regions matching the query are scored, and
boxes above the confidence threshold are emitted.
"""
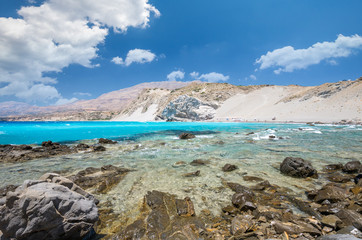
[321,215,342,229]
[179,133,196,139]
[231,215,254,235]
[232,192,257,211]
[98,138,117,144]
[222,164,237,172]
[243,176,264,182]
[336,209,362,231]
[190,159,209,166]
[343,161,361,173]
[280,157,318,178]
[314,184,350,203]
[327,173,352,183]
[183,170,200,177]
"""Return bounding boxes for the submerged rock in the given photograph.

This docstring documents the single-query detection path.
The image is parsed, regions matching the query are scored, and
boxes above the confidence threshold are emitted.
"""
[68,165,130,194]
[190,159,209,166]
[0,173,98,240]
[183,170,200,177]
[280,157,318,178]
[343,161,362,174]
[222,164,238,172]
[98,138,117,144]
[179,132,196,139]
[116,191,204,239]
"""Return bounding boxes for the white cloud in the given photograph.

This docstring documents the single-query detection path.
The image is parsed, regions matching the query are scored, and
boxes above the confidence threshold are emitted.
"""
[0,0,159,103]
[167,70,185,81]
[249,74,257,80]
[112,49,156,66]
[190,71,199,78]
[55,97,78,106]
[74,92,92,97]
[198,72,229,83]
[256,34,362,74]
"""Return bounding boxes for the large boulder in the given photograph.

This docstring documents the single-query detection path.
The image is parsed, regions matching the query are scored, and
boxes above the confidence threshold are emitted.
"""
[343,161,361,174]
[161,95,218,121]
[0,173,98,240]
[280,157,318,178]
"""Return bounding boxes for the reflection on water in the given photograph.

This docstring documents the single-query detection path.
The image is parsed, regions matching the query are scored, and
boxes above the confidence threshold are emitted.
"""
[0,123,361,217]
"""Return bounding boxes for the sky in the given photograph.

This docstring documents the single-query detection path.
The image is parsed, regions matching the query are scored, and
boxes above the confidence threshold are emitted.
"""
[0,0,362,106]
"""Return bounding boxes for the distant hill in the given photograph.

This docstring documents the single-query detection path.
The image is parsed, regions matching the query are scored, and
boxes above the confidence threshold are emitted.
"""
[1,78,361,123]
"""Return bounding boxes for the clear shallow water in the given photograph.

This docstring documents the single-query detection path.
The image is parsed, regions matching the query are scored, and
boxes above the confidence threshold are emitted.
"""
[0,122,361,219]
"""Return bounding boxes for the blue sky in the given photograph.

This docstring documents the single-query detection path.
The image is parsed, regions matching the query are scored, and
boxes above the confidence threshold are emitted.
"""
[0,0,362,105]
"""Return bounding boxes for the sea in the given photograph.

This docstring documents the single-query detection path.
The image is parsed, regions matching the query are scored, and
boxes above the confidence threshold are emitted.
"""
[0,121,361,218]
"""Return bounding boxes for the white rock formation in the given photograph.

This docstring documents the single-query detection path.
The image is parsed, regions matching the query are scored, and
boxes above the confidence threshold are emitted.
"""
[160,95,218,121]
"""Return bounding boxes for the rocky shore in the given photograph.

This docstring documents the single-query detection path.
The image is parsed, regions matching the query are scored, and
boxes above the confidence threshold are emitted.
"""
[0,148,361,239]
[0,134,361,239]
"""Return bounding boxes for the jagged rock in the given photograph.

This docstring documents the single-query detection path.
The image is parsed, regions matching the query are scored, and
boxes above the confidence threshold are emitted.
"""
[227,183,255,199]
[232,192,257,211]
[243,176,264,182]
[230,214,255,235]
[336,209,362,231]
[0,142,75,163]
[314,184,350,203]
[343,161,362,174]
[179,132,196,139]
[222,164,237,172]
[321,215,342,229]
[324,164,344,172]
[183,170,200,177]
[161,95,218,121]
[98,138,117,144]
[116,191,204,239]
[68,165,130,194]
[92,145,106,152]
[280,157,318,178]
[0,173,98,240]
[327,173,352,183]
[75,143,90,150]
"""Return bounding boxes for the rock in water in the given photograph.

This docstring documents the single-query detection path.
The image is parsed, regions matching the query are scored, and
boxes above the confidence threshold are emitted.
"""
[343,161,361,173]
[0,173,98,240]
[179,132,196,139]
[98,138,117,144]
[280,157,318,178]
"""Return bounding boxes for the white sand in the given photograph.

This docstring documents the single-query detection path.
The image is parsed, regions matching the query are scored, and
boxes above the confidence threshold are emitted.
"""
[215,84,361,123]
[112,104,158,122]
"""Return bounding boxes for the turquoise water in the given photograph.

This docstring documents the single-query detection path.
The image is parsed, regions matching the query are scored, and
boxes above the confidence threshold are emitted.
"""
[0,121,361,218]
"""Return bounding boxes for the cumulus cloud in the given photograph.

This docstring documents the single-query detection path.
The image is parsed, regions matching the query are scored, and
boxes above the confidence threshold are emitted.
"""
[112,49,156,66]
[167,70,185,81]
[256,34,362,74]
[190,71,199,78]
[0,0,159,103]
[197,72,229,83]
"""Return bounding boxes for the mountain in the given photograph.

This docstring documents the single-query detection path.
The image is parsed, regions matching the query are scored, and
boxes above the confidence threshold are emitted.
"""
[0,81,192,119]
[1,78,361,123]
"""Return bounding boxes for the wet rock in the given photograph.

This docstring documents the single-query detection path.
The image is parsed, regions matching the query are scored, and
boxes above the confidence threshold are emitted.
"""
[337,225,362,237]
[314,184,350,203]
[251,180,273,191]
[231,214,254,235]
[183,170,200,177]
[92,145,106,152]
[243,176,264,182]
[0,174,98,240]
[76,143,90,150]
[273,221,321,236]
[327,173,352,183]
[317,234,361,240]
[336,209,362,231]
[321,215,342,229]
[246,132,255,135]
[0,142,75,163]
[179,133,196,139]
[68,165,130,194]
[324,164,344,173]
[173,161,187,168]
[98,138,117,144]
[222,205,240,215]
[190,159,209,166]
[222,164,238,172]
[227,183,255,199]
[318,202,349,215]
[343,161,362,174]
[287,196,322,220]
[232,192,257,211]
[280,157,318,178]
[354,174,362,184]
[117,191,205,239]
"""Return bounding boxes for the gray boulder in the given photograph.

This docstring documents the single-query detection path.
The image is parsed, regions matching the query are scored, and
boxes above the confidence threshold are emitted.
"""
[0,173,98,240]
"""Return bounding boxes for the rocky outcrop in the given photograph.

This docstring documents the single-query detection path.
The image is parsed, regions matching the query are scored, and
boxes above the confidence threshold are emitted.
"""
[0,141,75,163]
[115,191,204,239]
[280,157,318,178]
[179,132,196,139]
[160,95,218,121]
[0,173,98,240]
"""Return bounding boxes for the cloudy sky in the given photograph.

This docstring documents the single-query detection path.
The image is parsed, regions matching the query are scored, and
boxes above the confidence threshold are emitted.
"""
[0,0,361,105]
